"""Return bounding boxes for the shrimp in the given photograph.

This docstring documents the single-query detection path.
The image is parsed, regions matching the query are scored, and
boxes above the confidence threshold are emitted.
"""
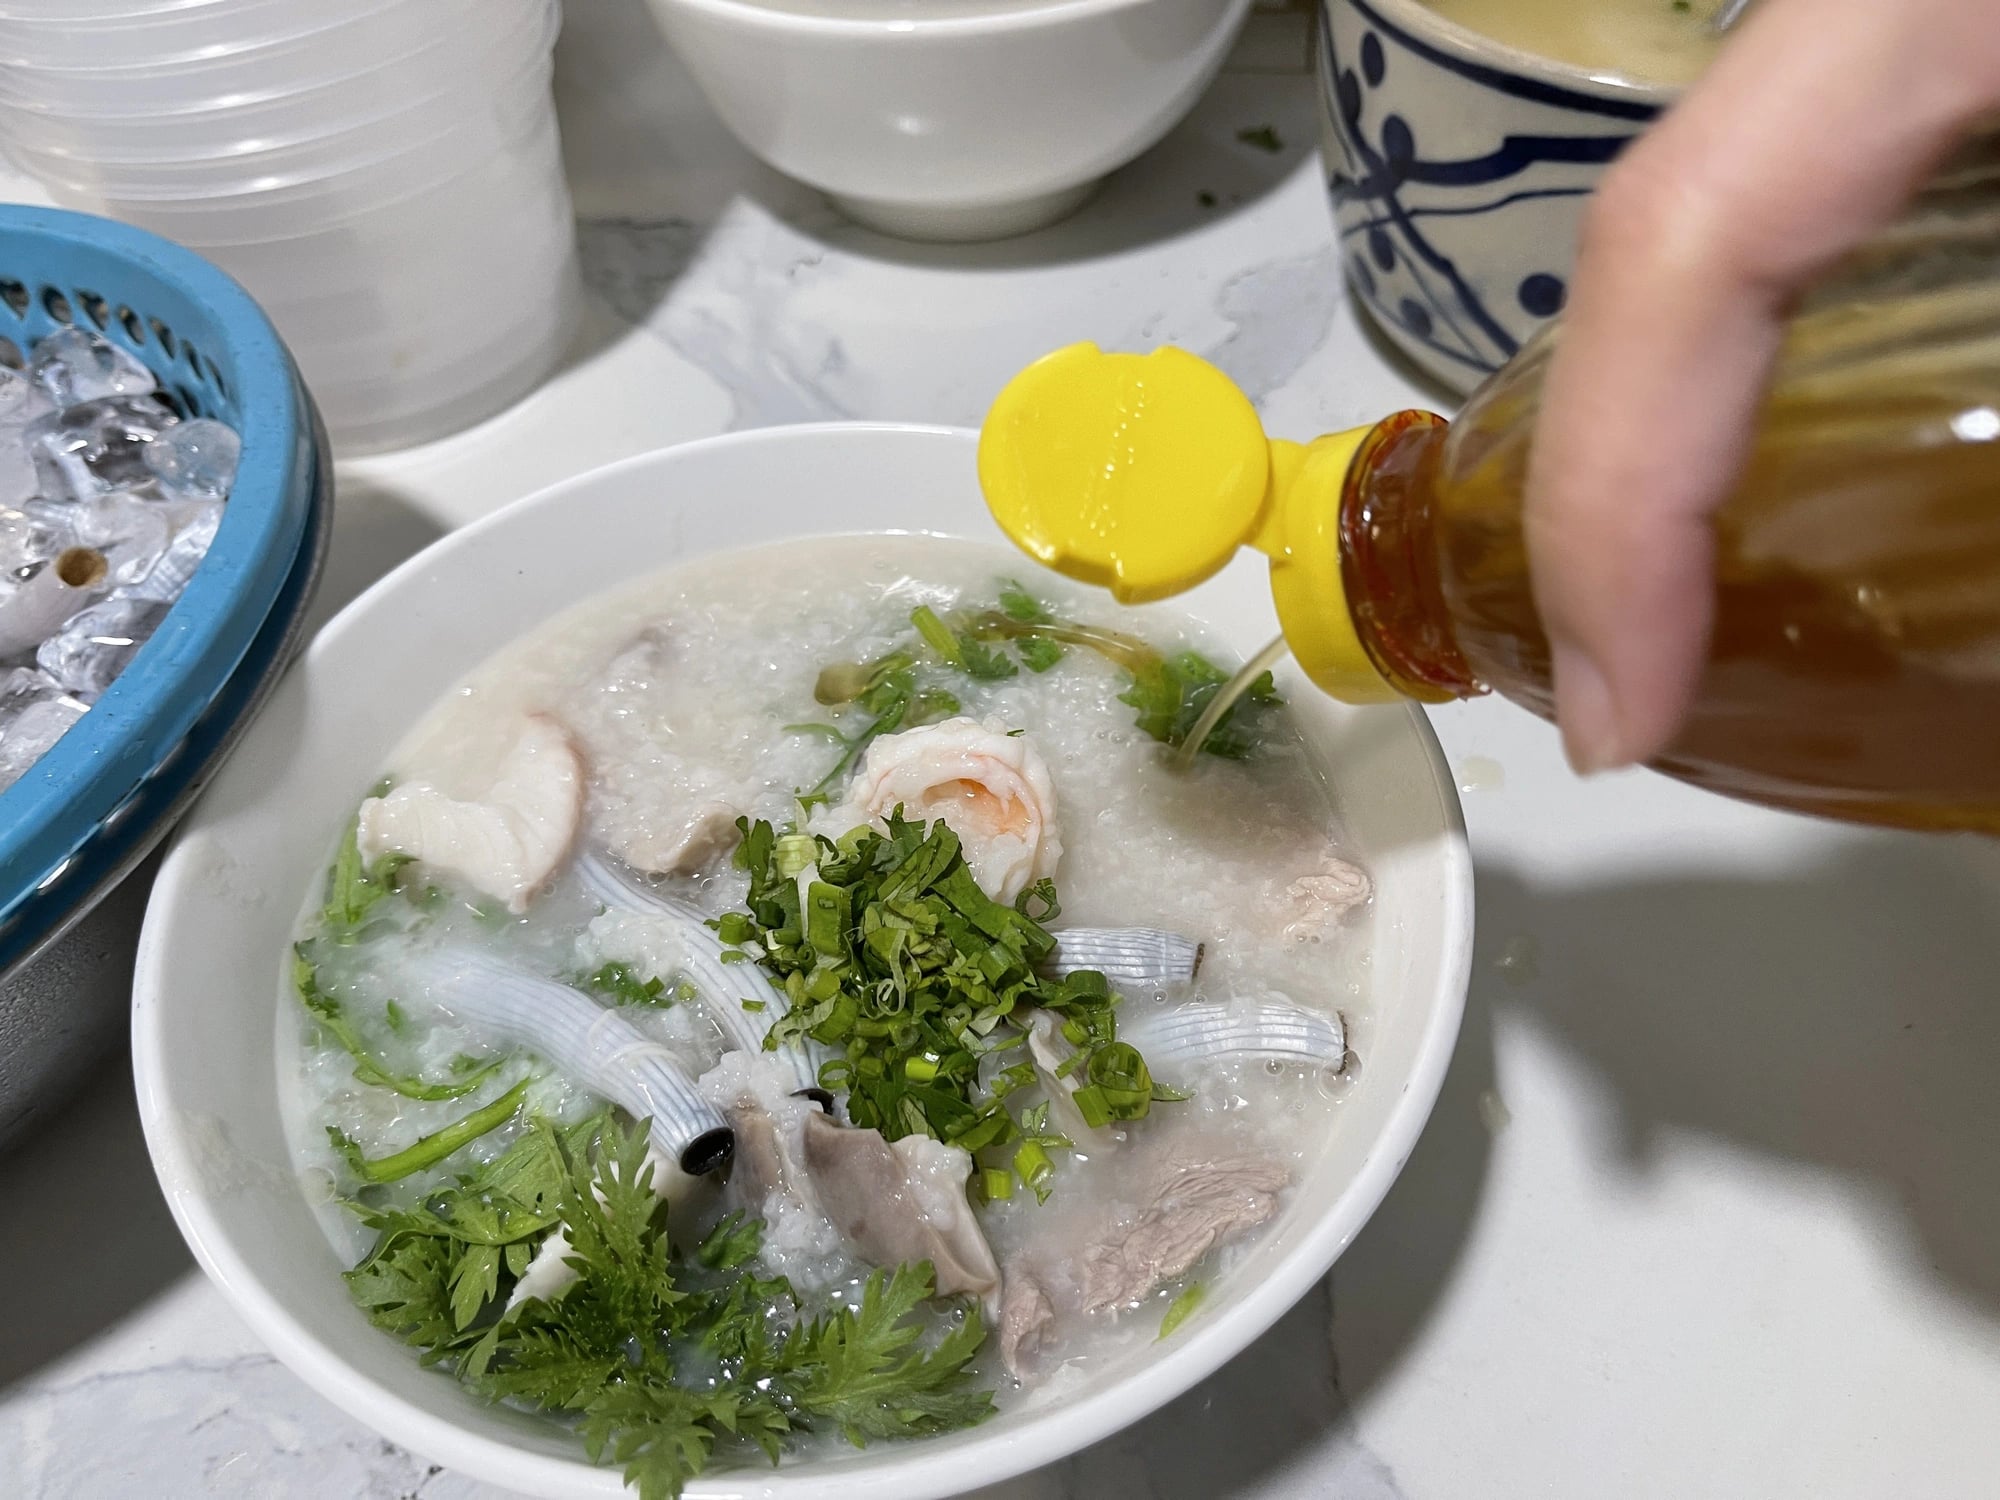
[821,716,1061,903]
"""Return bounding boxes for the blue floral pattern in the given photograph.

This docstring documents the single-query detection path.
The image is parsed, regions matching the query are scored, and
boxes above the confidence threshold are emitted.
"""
[1317,0,1662,382]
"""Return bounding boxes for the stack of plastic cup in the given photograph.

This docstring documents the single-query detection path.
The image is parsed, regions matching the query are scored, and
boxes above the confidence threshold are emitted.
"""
[0,0,580,454]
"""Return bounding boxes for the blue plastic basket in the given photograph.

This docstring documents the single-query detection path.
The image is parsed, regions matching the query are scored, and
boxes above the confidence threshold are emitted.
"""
[0,205,319,927]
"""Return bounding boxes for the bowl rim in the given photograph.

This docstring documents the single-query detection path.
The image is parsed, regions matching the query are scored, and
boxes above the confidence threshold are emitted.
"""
[642,0,1207,42]
[1333,0,1678,111]
[133,422,1474,1499]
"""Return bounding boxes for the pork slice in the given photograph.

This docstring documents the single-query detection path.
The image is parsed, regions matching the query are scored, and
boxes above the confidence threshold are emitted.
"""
[725,1101,793,1209]
[1081,1157,1289,1314]
[998,1269,1057,1380]
[801,1112,1002,1310]
[614,800,740,877]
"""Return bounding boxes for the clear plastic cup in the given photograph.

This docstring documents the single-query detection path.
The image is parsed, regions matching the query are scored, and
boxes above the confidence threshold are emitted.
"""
[0,0,425,71]
[26,83,556,231]
[0,5,552,155]
[287,218,580,453]
[313,267,579,454]
[0,0,577,452]
[0,0,302,18]
[0,0,481,76]
[0,0,548,117]
[1,54,551,196]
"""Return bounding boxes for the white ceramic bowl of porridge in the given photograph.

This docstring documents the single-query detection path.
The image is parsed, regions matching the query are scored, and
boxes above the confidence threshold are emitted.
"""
[132,423,1472,1498]
[640,0,1254,241]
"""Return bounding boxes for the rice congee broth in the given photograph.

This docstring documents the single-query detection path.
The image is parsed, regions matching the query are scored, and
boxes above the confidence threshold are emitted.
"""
[281,535,1371,1494]
[1424,0,1723,86]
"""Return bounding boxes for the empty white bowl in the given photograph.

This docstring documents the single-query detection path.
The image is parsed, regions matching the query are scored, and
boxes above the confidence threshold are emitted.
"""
[641,0,1256,241]
[133,424,1472,1498]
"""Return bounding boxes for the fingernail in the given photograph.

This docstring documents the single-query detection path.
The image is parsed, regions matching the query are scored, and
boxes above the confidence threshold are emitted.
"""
[1550,641,1626,774]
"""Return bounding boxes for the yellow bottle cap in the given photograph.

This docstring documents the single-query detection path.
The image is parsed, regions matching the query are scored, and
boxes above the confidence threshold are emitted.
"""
[977,342,1400,703]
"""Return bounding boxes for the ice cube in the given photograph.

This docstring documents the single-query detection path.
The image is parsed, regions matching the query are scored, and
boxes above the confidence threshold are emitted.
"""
[0,446,40,510]
[0,368,57,507]
[26,395,177,502]
[36,595,169,701]
[143,417,239,502]
[118,499,221,603]
[0,545,111,659]
[0,499,73,580]
[0,664,89,791]
[59,489,173,587]
[29,328,157,407]
[1,366,55,427]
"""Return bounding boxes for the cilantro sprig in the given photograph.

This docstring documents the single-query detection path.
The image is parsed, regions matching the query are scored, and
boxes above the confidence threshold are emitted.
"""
[794,650,961,806]
[294,802,507,1100]
[294,946,503,1101]
[344,1115,994,1500]
[795,584,1284,791]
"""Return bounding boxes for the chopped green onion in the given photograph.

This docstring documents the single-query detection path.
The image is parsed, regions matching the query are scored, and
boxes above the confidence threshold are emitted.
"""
[776,834,820,878]
[805,881,850,957]
[980,1167,1016,1201]
[1159,1282,1206,1339]
[1070,1084,1113,1129]
[1014,1140,1054,1202]
[1087,1042,1156,1122]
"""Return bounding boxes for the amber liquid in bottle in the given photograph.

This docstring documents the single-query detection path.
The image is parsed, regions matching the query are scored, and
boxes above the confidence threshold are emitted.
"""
[1336,153,2000,834]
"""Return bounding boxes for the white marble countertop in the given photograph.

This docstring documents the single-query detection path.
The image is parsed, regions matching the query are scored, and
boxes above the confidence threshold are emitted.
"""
[6,2,2000,1496]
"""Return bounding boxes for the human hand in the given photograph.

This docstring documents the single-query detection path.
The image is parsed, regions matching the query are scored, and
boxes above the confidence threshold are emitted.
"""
[1524,0,2000,772]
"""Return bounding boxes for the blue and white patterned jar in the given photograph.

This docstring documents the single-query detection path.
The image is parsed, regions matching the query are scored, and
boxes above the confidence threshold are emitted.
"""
[1317,0,1668,393]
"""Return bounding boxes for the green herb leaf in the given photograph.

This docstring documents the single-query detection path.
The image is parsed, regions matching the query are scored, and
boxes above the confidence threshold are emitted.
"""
[777,1262,995,1446]
[997,580,1055,624]
[961,639,1018,681]
[581,1380,723,1500]
[912,604,1017,682]
[1236,124,1284,153]
[968,609,1281,758]
[342,1113,994,1499]
[344,1229,466,1359]
[1017,635,1065,673]
[1120,651,1284,760]
[695,1212,764,1272]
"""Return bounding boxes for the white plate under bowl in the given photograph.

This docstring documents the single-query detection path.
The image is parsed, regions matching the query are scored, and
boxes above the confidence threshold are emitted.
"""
[132,423,1473,1500]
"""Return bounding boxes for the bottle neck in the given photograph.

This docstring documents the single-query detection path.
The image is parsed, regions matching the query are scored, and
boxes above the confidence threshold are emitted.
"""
[1337,411,1483,703]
